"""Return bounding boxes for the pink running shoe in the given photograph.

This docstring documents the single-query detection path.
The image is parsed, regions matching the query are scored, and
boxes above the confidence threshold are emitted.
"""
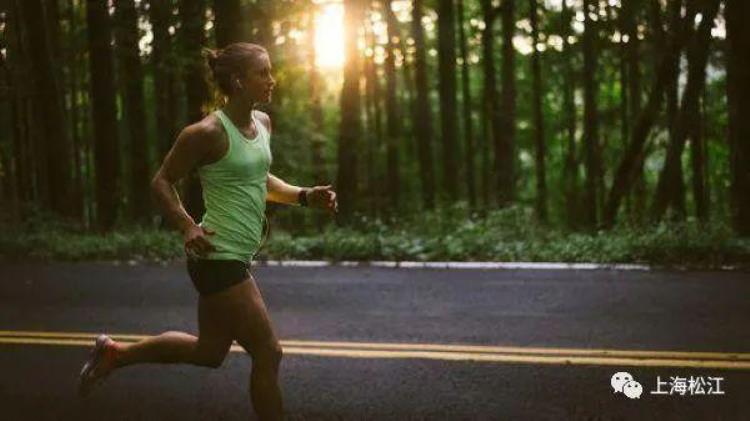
[78,334,118,397]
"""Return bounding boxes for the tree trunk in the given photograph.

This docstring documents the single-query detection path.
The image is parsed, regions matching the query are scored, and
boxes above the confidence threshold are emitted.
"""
[603,1,697,228]
[179,0,209,221]
[86,0,121,230]
[64,0,85,221]
[18,0,74,218]
[306,4,327,185]
[149,0,179,162]
[659,0,686,219]
[621,0,645,223]
[363,17,381,215]
[438,0,459,202]
[653,0,719,221]
[384,0,401,212]
[115,0,151,222]
[497,0,515,206]
[46,0,83,220]
[480,0,499,209]
[69,0,96,225]
[336,0,363,220]
[4,1,31,211]
[582,0,600,228]
[397,25,416,170]
[0,5,19,220]
[726,0,750,236]
[690,92,707,222]
[412,0,436,209]
[213,0,243,47]
[456,0,475,208]
[529,0,547,222]
[560,0,579,229]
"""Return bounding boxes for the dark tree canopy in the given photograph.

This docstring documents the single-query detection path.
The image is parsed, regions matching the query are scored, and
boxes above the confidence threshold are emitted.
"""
[0,0,746,238]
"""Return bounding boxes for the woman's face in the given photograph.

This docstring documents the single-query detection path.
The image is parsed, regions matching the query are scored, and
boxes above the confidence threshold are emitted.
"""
[235,53,275,104]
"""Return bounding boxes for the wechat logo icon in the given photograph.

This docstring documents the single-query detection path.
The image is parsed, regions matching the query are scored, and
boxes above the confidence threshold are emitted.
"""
[611,371,643,399]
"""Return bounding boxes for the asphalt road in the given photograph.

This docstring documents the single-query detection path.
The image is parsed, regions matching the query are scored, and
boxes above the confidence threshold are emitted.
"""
[0,261,748,420]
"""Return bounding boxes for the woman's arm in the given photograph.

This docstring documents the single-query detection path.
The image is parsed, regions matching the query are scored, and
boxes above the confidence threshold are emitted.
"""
[151,122,218,256]
[266,173,338,213]
[266,173,304,205]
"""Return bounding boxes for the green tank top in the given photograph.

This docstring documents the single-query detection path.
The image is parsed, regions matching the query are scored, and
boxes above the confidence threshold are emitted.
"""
[197,109,272,263]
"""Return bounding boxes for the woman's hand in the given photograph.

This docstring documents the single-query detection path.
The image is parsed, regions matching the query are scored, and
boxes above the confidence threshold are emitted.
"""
[306,185,338,214]
[183,224,216,258]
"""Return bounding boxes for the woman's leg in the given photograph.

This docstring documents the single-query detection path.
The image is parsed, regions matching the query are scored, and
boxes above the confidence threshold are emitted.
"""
[113,294,235,368]
[224,274,284,421]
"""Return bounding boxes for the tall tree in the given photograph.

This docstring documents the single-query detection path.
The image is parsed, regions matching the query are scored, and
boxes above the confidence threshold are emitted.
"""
[412,0,436,209]
[560,0,579,228]
[623,0,641,159]
[363,13,383,214]
[529,0,547,222]
[0,1,19,220]
[5,0,35,208]
[86,0,121,230]
[456,0,476,208]
[581,0,600,227]
[306,3,327,185]
[397,17,415,165]
[690,89,708,221]
[17,0,74,218]
[620,0,645,223]
[213,0,243,47]
[497,0,516,206]
[603,1,698,228]
[726,0,750,235]
[661,0,687,219]
[115,0,151,222]
[384,0,402,211]
[44,0,85,218]
[63,0,85,221]
[336,0,363,219]
[480,0,500,208]
[437,0,459,202]
[653,0,719,221]
[149,0,179,161]
[179,0,210,220]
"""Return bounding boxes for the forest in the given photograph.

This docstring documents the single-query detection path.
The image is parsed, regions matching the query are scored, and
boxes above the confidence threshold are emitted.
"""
[0,0,748,264]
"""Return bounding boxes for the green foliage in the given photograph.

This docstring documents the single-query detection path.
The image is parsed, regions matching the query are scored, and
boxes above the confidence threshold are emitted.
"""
[0,229,181,261]
[260,205,748,267]
[0,209,182,261]
[1,205,747,268]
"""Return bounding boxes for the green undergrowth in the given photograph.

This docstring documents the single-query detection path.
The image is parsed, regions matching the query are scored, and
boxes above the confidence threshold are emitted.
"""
[0,207,748,268]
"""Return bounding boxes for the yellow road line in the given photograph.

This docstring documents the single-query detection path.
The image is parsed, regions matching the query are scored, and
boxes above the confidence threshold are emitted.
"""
[0,337,94,346]
[1,330,748,362]
[1,330,749,370]
[278,347,750,370]
[281,340,750,361]
[0,330,146,341]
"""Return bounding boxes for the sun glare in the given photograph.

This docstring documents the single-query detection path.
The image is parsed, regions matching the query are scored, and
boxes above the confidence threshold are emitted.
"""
[314,3,345,69]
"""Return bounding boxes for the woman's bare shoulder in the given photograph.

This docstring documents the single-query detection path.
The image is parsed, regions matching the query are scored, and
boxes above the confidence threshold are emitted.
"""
[254,110,272,134]
[173,114,225,155]
[181,114,223,142]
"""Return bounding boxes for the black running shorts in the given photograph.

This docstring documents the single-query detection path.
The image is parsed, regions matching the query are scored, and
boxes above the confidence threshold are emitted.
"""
[186,258,250,296]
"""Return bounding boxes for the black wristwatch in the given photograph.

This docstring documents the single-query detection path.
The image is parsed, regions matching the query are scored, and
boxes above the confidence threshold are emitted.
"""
[298,188,309,207]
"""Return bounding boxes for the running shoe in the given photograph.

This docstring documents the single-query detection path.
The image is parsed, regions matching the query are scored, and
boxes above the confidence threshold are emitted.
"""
[78,334,117,397]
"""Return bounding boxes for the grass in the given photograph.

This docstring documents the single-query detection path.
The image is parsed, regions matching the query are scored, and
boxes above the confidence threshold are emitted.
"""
[0,206,748,268]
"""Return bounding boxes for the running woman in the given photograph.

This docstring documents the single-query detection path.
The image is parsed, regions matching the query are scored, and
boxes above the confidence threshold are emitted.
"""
[78,42,338,421]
